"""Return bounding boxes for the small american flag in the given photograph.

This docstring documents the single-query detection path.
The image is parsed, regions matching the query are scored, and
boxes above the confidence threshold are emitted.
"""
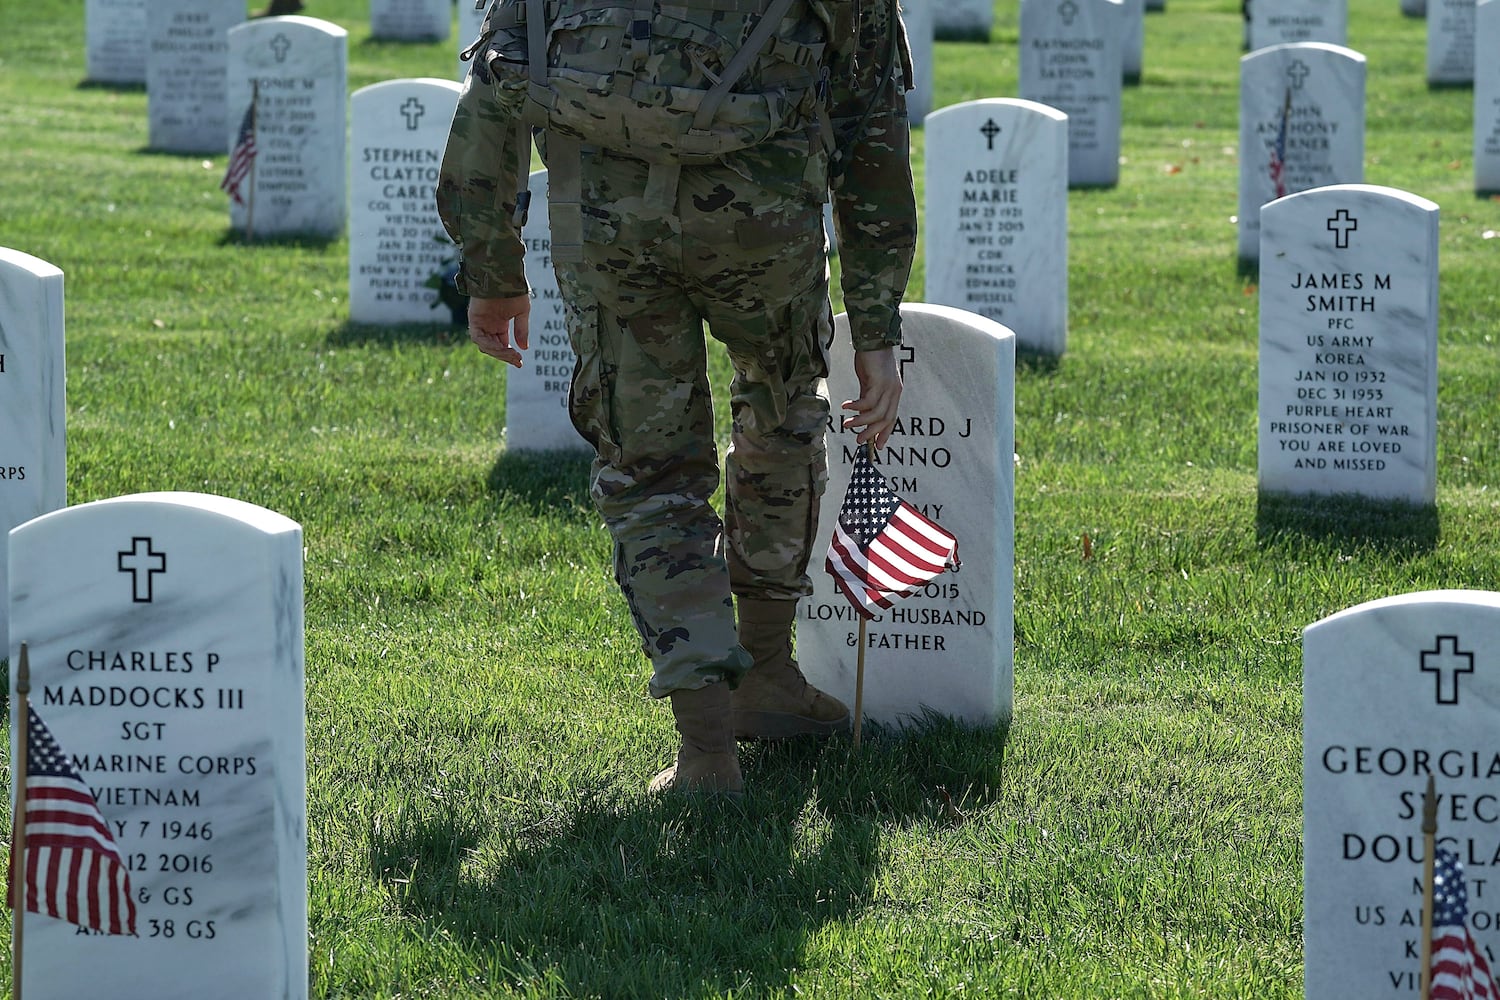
[9,705,137,936]
[1268,86,1291,200]
[220,84,259,206]
[826,445,959,618]
[1432,847,1496,1000]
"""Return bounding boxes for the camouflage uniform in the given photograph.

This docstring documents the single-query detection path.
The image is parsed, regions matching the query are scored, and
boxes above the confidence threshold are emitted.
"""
[438,0,916,698]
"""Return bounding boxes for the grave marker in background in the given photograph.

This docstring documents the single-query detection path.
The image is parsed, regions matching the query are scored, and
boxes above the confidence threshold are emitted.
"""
[1237,42,1365,261]
[1019,0,1125,188]
[1247,0,1347,51]
[0,249,66,648]
[1427,0,1476,84]
[350,79,463,324]
[457,0,489,80]
[146,0,242,154]
[933,0,994,39]
[797,304,1014,729]
[9,492,306,1000]
[505,171,588,453]
[1258,184,1438,506]
[1475,0,1499,191]
[1303,590,1500,1000]
[87,0,147,85]
[923,99,1068,355]
[1124,0,1145,80]
[226,17,348,239]
[371,0,450,41]
[903,0,935,124]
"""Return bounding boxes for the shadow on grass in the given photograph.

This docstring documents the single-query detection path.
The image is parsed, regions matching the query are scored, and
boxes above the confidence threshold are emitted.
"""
[325,318,466,347]
[1016,347,1062,375]
[1254,490,1439,554]
[76,80,146,93]
[214,229,341,251]
[485,449,594,513]
[370,716,1007,996]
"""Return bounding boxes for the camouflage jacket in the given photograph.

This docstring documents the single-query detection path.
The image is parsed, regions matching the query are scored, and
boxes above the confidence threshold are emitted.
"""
[436,0,917,351]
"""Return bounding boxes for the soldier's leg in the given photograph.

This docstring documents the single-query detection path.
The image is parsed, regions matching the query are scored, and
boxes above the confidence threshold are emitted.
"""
[680,184,848,739]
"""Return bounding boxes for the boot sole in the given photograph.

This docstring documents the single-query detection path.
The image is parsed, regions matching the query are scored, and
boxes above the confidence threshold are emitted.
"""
[733,709,850,742]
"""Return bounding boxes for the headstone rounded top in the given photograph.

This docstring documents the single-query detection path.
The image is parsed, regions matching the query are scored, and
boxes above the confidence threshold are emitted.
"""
[14,491,301,537]
[229,14,348,39]
[352,77,464,99]
[926,98,1069,126]
[1241,40,1367,66]
[1306,589,1500,635]
[901,303,1017,345]
[1269,182,1440,214]
[0,248,63,280]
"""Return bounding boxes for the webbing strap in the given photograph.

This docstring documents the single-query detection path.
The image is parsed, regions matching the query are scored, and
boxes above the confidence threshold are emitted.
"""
[511,120,533,228]
[548,134,585,263]
[688,0,798,134]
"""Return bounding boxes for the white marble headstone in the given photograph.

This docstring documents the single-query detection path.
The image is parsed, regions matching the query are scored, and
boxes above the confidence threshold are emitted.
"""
[1427,0,1476,85]
[1475,0,1499,192]
[1019,0,1125,188]
[0,249,66,650]
[458,0,489,80]
[1237,42,1365,261]
[923,100,1068,355]
[1247,0,1348,52]
[797,304,1014,728]
[226,17,347,239]
[902,0,935,125]
[146,0,242,154]
[8,492,305,1000]
[87,0,147,85]
[1258,185,1438,505]
[349,79,463,324]
[503,171,588,453]
[371,0,451,41]
[1304,590,1500,1000]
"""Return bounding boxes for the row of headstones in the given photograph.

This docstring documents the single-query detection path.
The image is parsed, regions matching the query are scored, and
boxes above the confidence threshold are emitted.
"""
[1,258,306,995]
[86,0,486,86]
[2,245,1487,995]
[1241,0,1482,87]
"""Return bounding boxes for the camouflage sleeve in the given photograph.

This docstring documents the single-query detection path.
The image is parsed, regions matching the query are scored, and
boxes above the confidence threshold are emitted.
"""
[826,0,917,352]
[436,58,531,299]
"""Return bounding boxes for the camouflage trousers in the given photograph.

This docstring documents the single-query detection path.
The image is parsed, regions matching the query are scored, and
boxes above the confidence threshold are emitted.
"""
[556,150,833,698]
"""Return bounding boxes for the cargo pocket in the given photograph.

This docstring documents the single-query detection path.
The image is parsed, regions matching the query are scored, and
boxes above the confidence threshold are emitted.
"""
[565,300,618,463]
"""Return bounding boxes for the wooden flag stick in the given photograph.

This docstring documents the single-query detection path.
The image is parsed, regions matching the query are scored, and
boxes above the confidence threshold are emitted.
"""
[1419,773,1438,1000]
[11,643,31,1000]
[245,80,259,243]
[852,618,867,749]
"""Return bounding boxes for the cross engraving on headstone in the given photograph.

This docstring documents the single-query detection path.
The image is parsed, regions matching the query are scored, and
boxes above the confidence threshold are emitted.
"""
[1420,635,1475,705]
[897,344,916,379]
[117,536,167,603]
[980,119,1002,150]
[271,33,291,63]
[1326,208,1358,249]
[1058,0,1078,25]
[1287,59,1311,91]
[400,98,426,130]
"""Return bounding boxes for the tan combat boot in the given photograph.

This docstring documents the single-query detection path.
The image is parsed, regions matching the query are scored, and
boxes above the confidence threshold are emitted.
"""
[648,681,743,795]
[733,598,850,740]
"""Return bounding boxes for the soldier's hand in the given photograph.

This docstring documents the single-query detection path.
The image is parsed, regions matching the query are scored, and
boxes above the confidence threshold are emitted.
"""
[468,294,532,368]
[842,347,902,449]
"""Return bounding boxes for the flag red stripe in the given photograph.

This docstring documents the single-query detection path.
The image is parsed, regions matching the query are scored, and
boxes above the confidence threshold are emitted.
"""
[888,506,959,561]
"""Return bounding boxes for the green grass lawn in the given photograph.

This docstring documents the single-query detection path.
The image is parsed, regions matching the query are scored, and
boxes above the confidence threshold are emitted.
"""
[2,0,1499,996]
